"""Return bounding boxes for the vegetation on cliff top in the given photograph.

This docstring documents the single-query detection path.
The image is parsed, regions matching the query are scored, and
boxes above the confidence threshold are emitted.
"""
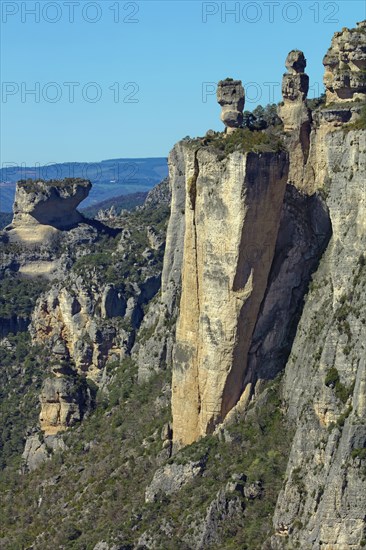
[188,103,286,158]
[189,126,285,159]
[18,178,91,193]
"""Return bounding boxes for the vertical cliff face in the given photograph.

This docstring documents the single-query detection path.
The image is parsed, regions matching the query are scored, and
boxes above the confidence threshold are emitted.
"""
[270,21,366,548]
[167,20,366,544]
[271,128,366,549]
[171,146,289,445]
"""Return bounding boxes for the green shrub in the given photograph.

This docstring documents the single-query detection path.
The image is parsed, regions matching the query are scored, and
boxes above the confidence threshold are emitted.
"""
[0,277,49,318]
[351,448,366,460]
[325,367,340,387]
[346,105,366,131]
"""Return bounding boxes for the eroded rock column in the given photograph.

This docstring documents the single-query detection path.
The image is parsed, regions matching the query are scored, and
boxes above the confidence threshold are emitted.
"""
[279,50,311,190]
[217,79,245,134]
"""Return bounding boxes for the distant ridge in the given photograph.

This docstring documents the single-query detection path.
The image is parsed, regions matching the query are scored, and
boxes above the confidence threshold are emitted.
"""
[81,192,148,218]
[0,157,168,212]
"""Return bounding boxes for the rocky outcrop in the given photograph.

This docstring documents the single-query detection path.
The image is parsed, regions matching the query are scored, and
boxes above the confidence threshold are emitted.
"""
[279,50,310,133]
[21,433,67,471]
[144,177,171,208]
[145,459,205,503]
[191,486,245,549]
[31,277,156,382]
[39,377,87,435]
[217,79,245,134]
[172,146,289,446]
[21,435,50,471]
[323,20,366,104]
[6,178,91,244]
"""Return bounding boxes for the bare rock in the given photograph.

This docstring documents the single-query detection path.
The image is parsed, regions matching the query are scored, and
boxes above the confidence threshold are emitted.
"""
[189,488,245,549]
[145,460,205,503]
[217,79,245,134]
[39,377,86,435]
[143,177,171,208]
[5,178,91,244]
[172,147,288,446]
[21,435,49,472]
[279,49,310,131]
[323,20,366,104]
[285,49,307,74]
[279,50,311,188]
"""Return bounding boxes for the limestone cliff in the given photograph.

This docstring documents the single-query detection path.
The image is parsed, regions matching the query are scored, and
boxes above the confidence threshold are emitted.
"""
[271,128,366,549]
[166,20,366,546]
[171,146,289,445]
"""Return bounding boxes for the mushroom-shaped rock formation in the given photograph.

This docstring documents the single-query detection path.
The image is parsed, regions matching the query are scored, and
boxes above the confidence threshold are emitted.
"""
[323,20,366,104]
[217,79,245,134]
[5,178,91,244]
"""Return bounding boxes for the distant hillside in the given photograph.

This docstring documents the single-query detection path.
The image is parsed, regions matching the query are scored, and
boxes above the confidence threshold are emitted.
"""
[0,157,168,212]
[81,192,148,218]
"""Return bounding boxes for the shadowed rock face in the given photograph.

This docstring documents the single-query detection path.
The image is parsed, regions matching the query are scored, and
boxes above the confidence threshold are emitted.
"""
[323,20,366,104]
[6,178,91,243]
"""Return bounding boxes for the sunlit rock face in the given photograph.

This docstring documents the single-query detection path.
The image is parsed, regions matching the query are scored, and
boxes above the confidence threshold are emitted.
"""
[171,145,289,446]
[217,79,245,134]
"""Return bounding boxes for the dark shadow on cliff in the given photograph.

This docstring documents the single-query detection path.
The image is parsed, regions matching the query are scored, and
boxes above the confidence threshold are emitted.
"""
[78,215,121,237]
[243,184,332,388]
[52,214,122,237]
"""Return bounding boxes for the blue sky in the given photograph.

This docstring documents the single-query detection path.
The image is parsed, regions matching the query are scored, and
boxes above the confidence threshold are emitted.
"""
[1,0,365,164]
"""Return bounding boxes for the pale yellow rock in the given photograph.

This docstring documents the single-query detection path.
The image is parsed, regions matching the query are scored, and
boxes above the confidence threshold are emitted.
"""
[172,147,288,446]
[39,377,83,435]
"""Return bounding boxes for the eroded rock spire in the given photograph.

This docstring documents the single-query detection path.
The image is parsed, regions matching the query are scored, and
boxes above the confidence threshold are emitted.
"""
[279,50,309,132]
[217,79,245,134]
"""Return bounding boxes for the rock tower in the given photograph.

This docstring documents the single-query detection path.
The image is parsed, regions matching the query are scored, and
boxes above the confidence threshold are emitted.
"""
[217,79,245,134]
